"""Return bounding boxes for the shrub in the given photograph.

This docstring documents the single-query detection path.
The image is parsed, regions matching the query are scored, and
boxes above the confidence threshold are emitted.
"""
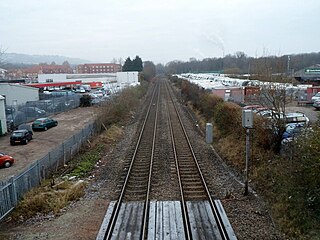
[199,93,223,119]
[213,102,242,137]
[79,95,92,107]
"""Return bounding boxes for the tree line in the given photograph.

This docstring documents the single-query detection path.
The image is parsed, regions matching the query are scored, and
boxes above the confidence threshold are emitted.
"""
[161,51,320,75]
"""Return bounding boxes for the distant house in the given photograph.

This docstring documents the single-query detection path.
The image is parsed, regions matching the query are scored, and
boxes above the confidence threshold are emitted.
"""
[294,64,320,82]
[76,63,121,74]
[0,68,7,79]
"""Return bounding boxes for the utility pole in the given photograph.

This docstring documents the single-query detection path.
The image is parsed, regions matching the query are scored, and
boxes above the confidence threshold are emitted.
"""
[287,55,291,76]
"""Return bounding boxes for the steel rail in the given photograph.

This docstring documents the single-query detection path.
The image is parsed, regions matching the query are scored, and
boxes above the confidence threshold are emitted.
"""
[165,82,192,240]
[141,80,161,239]
[103,82,160,240]
[165,80,229,240]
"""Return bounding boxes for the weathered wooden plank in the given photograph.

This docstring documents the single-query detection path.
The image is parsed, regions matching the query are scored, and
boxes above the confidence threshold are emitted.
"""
[96,201,117,240]
[214,200,237,240]
[112,202,129,239]
[168,201,177,239]
[203,201,222,239]
[112,202,144,240]
[174,201,186,239]
[148,201,157,240]
[187,201,223,240]
[148,201,185,240]
[186,201,198,239]
[155,202,163,239]
[163,201,170,238]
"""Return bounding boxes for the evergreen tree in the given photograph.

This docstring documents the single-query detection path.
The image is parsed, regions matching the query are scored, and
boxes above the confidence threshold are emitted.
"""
[132,56,143,72]
[122,56,143,72]
[122,57,132,71]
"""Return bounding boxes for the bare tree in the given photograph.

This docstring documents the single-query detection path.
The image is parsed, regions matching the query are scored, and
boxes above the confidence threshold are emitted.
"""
[255,55,292,152]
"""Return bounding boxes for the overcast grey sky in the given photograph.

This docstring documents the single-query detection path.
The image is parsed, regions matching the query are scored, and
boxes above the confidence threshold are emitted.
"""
[1,0,319,64]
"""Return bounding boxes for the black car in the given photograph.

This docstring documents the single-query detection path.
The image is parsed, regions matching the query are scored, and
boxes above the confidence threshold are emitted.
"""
[10,129,33,145]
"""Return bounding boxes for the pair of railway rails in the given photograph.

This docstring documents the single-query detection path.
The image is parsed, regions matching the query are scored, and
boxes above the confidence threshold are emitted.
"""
[97,79,236,239]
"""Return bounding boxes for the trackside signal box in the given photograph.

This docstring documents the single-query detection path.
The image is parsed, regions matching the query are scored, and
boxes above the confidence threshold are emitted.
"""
[242,110,253,128]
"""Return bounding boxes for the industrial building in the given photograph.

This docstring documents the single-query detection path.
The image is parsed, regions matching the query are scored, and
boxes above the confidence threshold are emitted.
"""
[35,72,139,89]
[294,64,320,82]
[0,83,39,106]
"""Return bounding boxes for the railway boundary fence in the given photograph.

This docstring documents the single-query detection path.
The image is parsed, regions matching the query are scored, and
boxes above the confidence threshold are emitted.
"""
[0,122,96,221]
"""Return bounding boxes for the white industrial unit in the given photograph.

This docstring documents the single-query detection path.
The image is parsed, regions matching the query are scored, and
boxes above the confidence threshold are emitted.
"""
[116,72,139,84]
[0,83,39,106]
[38,73,117,84]
[38,72,138,85]
[0,95,7,135]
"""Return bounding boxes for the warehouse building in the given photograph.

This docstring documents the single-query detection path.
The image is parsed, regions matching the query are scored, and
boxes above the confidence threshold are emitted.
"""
[0,83,39,106]
[36,72,139,88]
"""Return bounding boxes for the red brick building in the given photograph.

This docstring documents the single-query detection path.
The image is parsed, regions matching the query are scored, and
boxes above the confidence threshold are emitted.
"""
[7,64,73,80]
[76,63,121,74]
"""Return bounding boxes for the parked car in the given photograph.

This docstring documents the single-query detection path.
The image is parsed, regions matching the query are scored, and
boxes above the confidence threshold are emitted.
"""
[10,129,33,145]
[75,87,86,93]
[0,152,14,168]
[257,109,285,119]
[313,99,320,110]
[93,90,104,98]
[285,112,310,126]
[311,92,320,102]
[32,118,58,131]
[19,107,46,118]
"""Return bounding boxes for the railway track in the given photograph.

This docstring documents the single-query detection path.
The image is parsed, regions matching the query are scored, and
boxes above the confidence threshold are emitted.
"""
[97,79,236,240]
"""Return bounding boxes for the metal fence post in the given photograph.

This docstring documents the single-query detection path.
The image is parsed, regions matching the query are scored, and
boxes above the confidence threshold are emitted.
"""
[10,177,17,206]
[63,143,66,166]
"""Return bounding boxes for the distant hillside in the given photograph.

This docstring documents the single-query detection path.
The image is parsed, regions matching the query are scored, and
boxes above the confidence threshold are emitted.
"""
[2,53,90,65]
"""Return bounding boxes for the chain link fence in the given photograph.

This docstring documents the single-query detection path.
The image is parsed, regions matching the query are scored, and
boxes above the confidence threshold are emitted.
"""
[0,122,96,221]
[6,94,81,131]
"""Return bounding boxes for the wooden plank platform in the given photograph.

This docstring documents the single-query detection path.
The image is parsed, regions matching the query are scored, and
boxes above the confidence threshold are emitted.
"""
[96,201,237,240]
[148,201,185,240]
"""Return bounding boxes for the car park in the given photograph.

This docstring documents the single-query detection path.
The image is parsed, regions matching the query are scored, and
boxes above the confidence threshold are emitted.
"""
[32,117,58,131]
[10,129,33,145]
[0,152,14,168]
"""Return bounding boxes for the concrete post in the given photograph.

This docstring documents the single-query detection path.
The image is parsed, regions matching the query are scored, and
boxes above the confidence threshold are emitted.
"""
[206,123,213,144]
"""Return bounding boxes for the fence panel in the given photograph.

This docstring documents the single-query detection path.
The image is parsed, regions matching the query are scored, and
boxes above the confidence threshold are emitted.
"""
[0,122,97,221]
